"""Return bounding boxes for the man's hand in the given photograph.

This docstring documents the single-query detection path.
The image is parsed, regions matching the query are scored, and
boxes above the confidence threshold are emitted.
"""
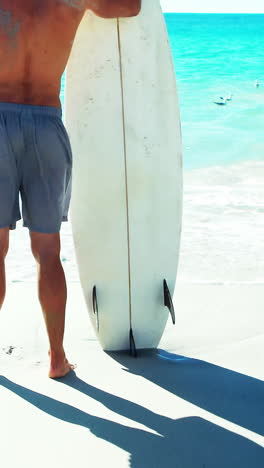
[86,0,142,18]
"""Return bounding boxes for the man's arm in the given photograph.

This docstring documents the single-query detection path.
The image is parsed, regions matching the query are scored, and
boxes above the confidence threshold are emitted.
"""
[86,0,142,18]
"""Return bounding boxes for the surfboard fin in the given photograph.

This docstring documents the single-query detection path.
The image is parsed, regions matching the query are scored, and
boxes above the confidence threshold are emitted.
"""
[163,279,175,324]
[129,329,137,357]
[92,286,99,331]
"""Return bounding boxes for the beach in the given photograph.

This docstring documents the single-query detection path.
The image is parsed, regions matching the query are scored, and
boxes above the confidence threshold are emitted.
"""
[2,128,264,468]
[5,159,264,286]
[1,123,264,468]
[1,11,264,467]
[1,173,264,467]
[0,282,263,467]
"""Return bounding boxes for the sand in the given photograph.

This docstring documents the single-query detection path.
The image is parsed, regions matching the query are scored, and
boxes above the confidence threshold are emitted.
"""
[0,281,263,467]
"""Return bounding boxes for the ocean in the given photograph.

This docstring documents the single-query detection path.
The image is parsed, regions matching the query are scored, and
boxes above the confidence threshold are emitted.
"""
[6,13,264,285]
[165,13,264,170]
[164,13,264,284]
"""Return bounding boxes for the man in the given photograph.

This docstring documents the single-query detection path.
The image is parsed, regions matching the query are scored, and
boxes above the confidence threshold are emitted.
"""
[0,0,141,378]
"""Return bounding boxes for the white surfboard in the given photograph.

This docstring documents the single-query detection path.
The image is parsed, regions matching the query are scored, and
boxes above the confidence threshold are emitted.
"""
[65,0,182,353]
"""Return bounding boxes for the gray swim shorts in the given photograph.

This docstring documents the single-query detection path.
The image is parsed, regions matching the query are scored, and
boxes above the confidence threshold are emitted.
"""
[0,102,72,233]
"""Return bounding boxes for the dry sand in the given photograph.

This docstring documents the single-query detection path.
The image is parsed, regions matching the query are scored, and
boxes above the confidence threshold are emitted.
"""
[0,281,263,467]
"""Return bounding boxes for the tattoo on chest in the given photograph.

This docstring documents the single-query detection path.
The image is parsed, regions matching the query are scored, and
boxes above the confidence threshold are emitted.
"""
[0,8,20,45]
[59,0,86,11]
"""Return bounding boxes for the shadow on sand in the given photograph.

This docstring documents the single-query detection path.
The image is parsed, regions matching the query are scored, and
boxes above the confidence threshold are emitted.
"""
[1,350,263,467]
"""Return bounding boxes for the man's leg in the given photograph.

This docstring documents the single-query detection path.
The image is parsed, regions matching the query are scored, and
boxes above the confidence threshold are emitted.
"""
[30,231,74,378]
[0,227,9,310]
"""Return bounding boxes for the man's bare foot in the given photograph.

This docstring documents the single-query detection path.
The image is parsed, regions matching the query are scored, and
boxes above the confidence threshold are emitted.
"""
[48,349,76,379]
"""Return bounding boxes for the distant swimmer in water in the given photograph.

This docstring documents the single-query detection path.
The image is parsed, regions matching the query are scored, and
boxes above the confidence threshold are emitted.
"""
[219,93,233,101]
[214,98,227,106]
[255,79,260,87]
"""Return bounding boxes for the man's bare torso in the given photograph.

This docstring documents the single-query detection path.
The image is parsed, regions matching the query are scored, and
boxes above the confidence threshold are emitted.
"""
[0,1,88,108]
[0,1,141,108]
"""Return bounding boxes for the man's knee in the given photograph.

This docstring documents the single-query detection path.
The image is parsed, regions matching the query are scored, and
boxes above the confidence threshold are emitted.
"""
[0,228,10,260]
[30,231,61,264]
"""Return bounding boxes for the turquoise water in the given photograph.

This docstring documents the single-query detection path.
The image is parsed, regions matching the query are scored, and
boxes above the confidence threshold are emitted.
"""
[165,13,264,170]
[61,13,264,170]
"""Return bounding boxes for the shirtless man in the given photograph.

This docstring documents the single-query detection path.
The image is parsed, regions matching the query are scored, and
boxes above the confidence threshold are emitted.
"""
[0,0,141,378]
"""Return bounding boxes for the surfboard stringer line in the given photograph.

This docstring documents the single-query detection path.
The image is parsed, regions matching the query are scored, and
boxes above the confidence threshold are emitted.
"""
[117,18,136,357]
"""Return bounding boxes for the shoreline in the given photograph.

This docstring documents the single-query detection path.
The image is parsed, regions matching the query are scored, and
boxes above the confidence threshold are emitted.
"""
[6,160,264,284]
